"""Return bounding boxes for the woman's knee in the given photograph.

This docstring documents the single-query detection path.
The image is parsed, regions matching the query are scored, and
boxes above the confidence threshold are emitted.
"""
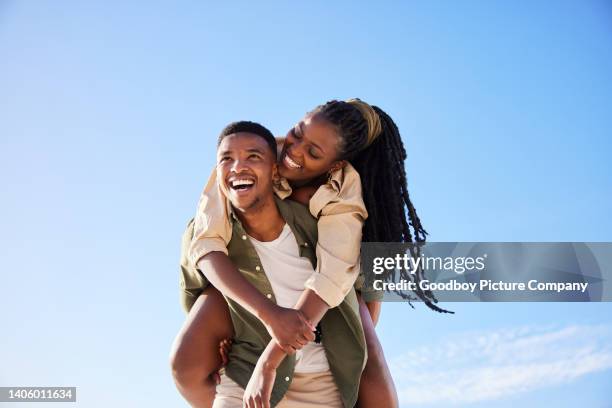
[170,325,216,388]
[170,349,211,388]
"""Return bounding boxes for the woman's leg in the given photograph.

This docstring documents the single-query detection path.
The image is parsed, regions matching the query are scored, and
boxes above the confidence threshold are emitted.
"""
[356,296,399,408]
[170,286,234,408]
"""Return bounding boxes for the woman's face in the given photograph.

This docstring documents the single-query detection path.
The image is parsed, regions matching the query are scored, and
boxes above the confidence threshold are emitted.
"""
[277,113,343,182]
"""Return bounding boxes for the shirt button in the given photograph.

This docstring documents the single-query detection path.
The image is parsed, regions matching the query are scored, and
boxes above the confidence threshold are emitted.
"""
[241,235,247,240]
[266,294,272,299]
[255,266,261,271]
[303,242,308,247]
[285,376,290,382]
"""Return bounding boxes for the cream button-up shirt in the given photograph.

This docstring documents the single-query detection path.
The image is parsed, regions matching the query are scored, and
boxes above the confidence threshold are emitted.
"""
[189,161,368,308]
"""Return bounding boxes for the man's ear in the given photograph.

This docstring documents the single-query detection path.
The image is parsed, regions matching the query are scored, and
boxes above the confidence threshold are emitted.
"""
[272,162,279,180]
[329,160,347,173]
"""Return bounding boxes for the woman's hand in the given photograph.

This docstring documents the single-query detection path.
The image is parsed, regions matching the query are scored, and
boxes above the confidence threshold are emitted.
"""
[262,305,315,354]
[242,359,277,408]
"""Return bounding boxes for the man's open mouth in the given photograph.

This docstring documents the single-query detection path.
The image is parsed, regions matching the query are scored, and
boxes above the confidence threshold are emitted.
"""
[229,178,255,192]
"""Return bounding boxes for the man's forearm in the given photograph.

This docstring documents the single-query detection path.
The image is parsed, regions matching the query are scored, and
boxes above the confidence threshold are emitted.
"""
[259,288,330,369]
[259,340,288,371]
[197,251,275,323]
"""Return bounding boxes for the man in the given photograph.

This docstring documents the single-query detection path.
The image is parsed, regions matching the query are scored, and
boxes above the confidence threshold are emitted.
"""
[176,122,366,408]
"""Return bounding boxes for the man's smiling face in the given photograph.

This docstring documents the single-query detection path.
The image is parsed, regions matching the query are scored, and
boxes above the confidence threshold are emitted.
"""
[216,132,277,212]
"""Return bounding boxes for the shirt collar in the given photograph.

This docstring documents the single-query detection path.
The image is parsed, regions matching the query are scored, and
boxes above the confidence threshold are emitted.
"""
[228,196,294,227]
[228,196,307,246]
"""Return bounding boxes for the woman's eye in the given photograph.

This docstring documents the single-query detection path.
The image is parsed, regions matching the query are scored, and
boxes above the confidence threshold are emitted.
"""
[248,154,261,160]
[219,156,231,163]
[309,148,321,159]
[292,128,302,139]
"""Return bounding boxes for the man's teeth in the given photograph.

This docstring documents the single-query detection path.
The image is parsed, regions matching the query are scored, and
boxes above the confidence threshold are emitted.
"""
[284,155,302,169]
[231,179,255,188]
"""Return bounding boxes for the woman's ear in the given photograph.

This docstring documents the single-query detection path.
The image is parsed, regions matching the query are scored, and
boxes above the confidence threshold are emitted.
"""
[329,160,347,173]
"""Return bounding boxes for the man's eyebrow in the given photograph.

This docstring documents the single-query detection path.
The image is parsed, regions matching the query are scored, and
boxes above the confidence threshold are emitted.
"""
[299,122,325,154]
[218,147,265,156]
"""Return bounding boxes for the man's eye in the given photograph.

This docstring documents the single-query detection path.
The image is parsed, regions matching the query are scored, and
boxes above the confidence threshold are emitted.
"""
[219,156,231,163]
[248,154,261,160]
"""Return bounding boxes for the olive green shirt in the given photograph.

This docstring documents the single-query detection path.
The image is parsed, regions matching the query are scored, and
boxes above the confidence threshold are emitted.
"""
[180,197,366,408]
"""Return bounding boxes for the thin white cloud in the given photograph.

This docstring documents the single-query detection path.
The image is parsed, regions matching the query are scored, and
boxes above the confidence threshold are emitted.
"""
[390,323,612,405]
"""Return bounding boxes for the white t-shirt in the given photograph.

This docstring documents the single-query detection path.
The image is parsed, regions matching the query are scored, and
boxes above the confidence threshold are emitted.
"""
[248,223,330,374]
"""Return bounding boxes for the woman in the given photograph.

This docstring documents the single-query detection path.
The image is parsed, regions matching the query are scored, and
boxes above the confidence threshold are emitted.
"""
[172,99,433,407]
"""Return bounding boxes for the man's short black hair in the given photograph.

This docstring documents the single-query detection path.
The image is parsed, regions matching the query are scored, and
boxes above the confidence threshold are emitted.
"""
[217,121,277,158]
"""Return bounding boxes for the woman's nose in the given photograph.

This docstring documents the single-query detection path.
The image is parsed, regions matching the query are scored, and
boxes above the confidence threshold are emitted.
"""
[287,140,305,159]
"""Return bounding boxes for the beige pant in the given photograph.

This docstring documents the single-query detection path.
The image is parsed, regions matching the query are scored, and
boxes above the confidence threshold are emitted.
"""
[212,371,342,408]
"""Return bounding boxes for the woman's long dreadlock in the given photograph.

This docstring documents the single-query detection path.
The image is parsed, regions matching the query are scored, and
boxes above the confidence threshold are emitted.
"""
[312,100,452,313]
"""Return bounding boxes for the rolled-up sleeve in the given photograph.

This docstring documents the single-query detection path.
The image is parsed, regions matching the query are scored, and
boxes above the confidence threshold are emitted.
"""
[188,168,233,268]
[179,219,210,313]
[303,164,369,307]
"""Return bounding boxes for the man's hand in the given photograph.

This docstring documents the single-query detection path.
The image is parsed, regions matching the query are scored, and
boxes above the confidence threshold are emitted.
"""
[212,338,233,385]
[219,338,232,366]
[242,359,276,408]
[262,305,315,355]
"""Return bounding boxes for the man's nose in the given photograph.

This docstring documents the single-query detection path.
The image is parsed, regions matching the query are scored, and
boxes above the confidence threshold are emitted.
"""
[230,158,249,173]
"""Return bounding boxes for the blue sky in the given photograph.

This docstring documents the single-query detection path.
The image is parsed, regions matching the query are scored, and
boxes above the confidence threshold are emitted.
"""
[1,1,611,407]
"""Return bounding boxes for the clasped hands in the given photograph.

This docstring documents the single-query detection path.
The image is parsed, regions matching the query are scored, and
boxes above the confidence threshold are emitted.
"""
[241,304,316,408]
[262,304,316,354]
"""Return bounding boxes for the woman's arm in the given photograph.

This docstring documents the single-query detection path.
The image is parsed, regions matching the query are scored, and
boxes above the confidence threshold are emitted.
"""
[290,183,382,324]
[188,168,315,352]
[305,163,370,307]
[198,253,315,352]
